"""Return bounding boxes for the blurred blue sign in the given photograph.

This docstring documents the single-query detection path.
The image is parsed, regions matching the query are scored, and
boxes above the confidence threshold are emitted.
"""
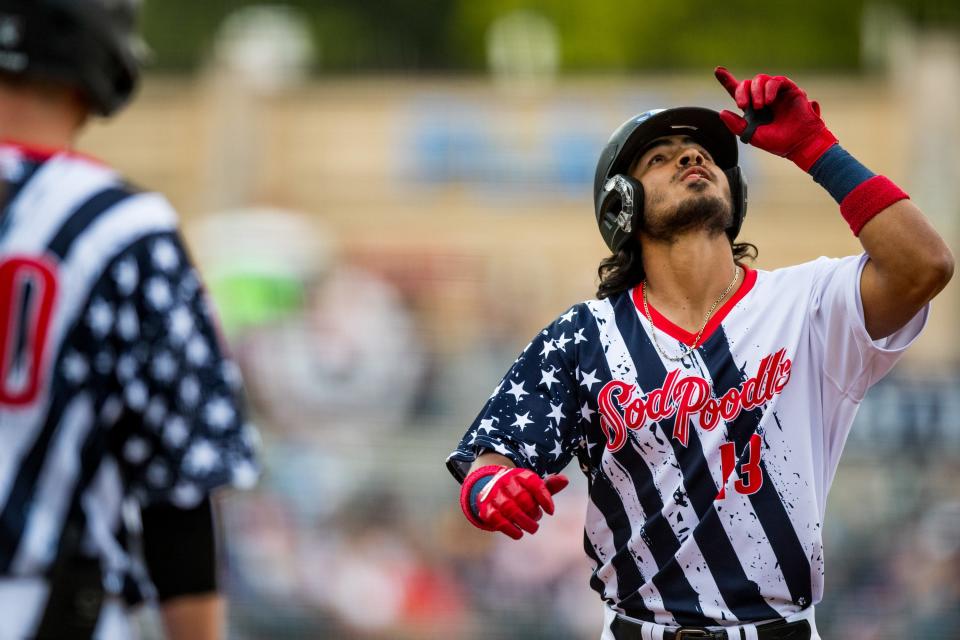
[400,90,761,204]
[401,94,608,199]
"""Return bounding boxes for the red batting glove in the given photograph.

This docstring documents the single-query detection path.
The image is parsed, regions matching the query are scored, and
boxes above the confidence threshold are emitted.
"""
[714,67,838,171]
[460,466,569,540]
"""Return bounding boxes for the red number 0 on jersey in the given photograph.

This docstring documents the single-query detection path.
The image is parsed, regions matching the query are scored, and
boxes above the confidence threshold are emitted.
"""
[716,433,763,500]
[0,256,58,406]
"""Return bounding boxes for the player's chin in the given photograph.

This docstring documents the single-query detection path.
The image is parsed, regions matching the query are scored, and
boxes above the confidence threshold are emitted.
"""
[646,193,732,240]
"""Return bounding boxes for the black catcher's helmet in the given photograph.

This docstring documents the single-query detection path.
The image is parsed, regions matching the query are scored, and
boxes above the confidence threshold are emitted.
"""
[0,0,145,116]
[593,107,748,253]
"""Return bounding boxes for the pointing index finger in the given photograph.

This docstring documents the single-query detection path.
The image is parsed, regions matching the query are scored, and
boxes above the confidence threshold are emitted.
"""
[714,66,739,98]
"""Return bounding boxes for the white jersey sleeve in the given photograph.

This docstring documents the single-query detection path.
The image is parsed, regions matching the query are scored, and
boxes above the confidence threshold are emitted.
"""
[808,254,928,471]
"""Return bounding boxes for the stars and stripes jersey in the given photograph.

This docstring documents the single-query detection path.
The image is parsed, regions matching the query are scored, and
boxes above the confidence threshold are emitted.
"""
[0,143,258,597]
[447,256,927,627]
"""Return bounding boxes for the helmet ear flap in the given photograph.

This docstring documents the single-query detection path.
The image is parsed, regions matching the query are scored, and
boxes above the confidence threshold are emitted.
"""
[598,174,645,252]
[723,166,748,240]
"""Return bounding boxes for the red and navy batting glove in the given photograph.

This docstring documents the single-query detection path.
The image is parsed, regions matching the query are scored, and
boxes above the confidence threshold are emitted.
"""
[714,67,838,171]
[460,466,569,540]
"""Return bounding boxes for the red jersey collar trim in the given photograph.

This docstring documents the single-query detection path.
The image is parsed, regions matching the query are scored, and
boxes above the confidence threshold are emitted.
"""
[0,139,104,165]
[632,265,757,347]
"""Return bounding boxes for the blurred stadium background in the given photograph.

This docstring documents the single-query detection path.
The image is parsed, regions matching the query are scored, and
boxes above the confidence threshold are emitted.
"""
[79,1,959,638]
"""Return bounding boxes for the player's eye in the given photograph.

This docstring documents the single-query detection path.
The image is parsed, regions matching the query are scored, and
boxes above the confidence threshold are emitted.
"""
[648,154,665,166]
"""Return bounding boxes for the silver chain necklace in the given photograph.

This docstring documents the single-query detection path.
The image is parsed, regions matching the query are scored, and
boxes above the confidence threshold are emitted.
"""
[642,266,740,362]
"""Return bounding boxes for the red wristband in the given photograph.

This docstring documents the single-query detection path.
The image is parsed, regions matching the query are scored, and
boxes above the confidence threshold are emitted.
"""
[839,175,909,236]
[459,465,503,531]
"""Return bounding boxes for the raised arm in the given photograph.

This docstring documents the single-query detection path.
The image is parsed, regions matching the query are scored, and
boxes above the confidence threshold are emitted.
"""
[856,199,952,338]
[715,67,954,339]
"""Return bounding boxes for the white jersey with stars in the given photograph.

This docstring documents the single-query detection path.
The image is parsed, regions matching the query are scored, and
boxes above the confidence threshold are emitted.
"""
[448,256,926,627]
[0,143,258,635]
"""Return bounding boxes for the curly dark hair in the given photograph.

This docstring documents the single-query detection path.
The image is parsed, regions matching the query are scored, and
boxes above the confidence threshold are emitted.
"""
[596,241,758,300]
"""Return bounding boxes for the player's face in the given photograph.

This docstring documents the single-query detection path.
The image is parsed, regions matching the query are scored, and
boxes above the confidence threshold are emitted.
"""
[629,135,734,242]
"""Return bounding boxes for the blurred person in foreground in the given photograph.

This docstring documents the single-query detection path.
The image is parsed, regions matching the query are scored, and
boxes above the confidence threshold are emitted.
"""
[0,1,258,638]
[446,67,953,639]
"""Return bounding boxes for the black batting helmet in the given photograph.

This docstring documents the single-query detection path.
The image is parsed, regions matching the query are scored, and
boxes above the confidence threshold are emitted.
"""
[0,0,145,116]
[593,107,748,253]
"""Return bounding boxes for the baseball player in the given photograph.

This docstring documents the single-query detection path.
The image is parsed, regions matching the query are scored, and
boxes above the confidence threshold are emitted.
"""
[0,1,258,638]
[447,67,953,639]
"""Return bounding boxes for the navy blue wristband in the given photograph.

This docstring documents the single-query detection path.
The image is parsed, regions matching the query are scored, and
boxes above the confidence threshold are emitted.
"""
[469,475,494,518]
[808,143,875,204]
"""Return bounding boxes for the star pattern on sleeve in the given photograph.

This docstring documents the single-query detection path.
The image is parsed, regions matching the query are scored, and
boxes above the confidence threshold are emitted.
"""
[116,304,139,341]
[477,417,498,434]
[144,277,172,311]
[547,402,564,425]
[512,412,533,430]
[87,299,114,338]
[182,439,219,475]
[150,351,177,383]
[151,239,180,272]
[491,441,512,457]
[580,368,600,391]
[580,402,595,422]
[539,367,559,390]
[167,305,194,344]
[449,302,601,479]
[112,258,139,296]
[203,397,236,432]
[506,380,528,401]
[70,232,260,508]
[540,339,557,358]
[521,441,539,461]
[185,336,210,366]
[548,439,564,459]
[162,416,190,449]
[62,351,89,384]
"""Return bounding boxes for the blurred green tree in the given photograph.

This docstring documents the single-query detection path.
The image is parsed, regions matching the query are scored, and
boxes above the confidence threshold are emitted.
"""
[141,0,455,71]
[447,0,865,71]
[139,0,957,73]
